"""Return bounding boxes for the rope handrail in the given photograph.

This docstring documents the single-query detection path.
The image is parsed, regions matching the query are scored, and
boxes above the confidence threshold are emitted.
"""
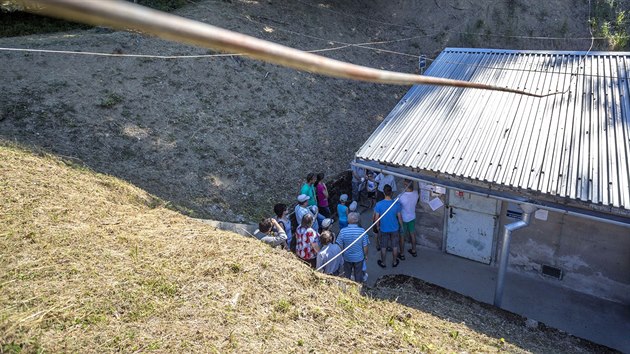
[316,197,400,272]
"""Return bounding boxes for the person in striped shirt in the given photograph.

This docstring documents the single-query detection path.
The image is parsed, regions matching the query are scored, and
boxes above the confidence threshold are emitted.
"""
[336,212,368,283]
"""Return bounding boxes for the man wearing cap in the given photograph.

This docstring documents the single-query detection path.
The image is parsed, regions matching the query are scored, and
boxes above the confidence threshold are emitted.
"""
[254,218,288,249]
[295,194,311,226]
[336,212,368,283]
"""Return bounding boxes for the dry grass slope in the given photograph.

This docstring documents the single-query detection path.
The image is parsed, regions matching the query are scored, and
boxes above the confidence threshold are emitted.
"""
[0,144,608,353]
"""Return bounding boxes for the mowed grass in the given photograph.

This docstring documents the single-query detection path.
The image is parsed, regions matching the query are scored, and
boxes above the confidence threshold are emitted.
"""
[0,143,602,353]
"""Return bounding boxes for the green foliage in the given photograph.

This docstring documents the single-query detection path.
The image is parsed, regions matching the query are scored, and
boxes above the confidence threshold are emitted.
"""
[98,93,124,108]
[229,263,242,273]
[274,299,291,313]
[591,0,629,50]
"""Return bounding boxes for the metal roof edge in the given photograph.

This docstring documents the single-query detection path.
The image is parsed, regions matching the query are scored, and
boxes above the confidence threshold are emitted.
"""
[442,47,630,56]
[353,159,630,228]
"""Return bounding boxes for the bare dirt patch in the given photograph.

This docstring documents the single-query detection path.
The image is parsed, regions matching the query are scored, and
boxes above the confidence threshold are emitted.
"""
[0,0,602,223]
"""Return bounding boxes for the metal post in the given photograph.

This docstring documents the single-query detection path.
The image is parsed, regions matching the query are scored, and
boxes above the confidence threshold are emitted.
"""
[494,204,536,307]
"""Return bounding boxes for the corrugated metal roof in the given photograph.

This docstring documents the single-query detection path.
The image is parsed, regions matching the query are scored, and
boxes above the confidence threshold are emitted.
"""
[357,48,630,211]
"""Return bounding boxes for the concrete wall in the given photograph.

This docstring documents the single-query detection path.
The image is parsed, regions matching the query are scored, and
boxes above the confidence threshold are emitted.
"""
[497,202,630,304]
[415,203,445,250]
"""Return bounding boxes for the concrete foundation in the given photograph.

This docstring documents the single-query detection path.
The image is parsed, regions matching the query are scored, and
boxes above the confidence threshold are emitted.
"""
[351,206,630,352]
[498,203,630,304]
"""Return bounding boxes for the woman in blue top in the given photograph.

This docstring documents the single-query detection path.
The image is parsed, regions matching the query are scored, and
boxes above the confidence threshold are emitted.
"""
[337,194,349,229]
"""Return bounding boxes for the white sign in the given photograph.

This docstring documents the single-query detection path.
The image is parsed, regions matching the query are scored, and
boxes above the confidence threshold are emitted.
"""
[420,190,430,204]
[535,209,549,221]
[419,183,445,194]
[428,197,444,211]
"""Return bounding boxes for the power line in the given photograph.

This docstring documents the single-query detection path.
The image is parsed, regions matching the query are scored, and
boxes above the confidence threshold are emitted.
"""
[3,1,614,81]
[3,1,616,85]
[0,44,355,59]
[189,0,606,65]
[292,0,606,41]
[243,14,422,59]
[5,45,622,81]
[425,0,603,83]
[13,0,545,97]
[193,0,613,81]
[0,46,240,58]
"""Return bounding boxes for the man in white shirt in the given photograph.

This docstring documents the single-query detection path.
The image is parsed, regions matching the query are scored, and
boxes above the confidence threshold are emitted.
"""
[351,163,366,203]
[295,194,311,226]
[375,172,397,202]
[398,180,419,257]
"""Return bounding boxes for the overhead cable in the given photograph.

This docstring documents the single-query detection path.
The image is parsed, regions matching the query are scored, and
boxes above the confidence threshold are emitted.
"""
[0,44,354,59]
[13,0,547,97]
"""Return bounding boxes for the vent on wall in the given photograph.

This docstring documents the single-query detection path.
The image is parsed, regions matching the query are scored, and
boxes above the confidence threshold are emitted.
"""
[541,265,564,280]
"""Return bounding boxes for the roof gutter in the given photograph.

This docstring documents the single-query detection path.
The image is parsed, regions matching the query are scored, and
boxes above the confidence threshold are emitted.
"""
[351,160,630,228]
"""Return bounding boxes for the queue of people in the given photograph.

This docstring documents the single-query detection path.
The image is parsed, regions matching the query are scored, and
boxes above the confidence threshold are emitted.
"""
[255,166,419,284]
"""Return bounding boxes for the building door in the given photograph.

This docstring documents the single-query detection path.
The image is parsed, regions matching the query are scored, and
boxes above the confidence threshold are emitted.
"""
[445,190,499,264]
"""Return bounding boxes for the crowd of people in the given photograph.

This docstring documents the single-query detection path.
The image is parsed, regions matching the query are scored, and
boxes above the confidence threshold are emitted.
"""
[254,164,420,284]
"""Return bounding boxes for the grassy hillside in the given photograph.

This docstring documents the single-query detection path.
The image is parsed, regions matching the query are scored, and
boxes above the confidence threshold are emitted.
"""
[0,144,609,352]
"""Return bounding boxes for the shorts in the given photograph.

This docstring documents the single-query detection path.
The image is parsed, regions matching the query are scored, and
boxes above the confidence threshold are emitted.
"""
[380,231,400,248]
[402,219,415,234]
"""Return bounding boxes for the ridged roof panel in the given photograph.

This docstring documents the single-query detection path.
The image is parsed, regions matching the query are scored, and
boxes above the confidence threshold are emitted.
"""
[356,48,630,209]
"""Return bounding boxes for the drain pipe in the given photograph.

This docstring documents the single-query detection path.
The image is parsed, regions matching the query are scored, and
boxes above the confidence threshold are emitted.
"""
[494,203,537,308]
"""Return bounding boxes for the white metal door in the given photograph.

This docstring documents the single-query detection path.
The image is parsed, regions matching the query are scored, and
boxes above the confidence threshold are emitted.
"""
[446,190,499,264]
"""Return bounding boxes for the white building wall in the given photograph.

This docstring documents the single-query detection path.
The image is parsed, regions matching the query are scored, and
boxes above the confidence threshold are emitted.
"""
[497,202,630,304]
